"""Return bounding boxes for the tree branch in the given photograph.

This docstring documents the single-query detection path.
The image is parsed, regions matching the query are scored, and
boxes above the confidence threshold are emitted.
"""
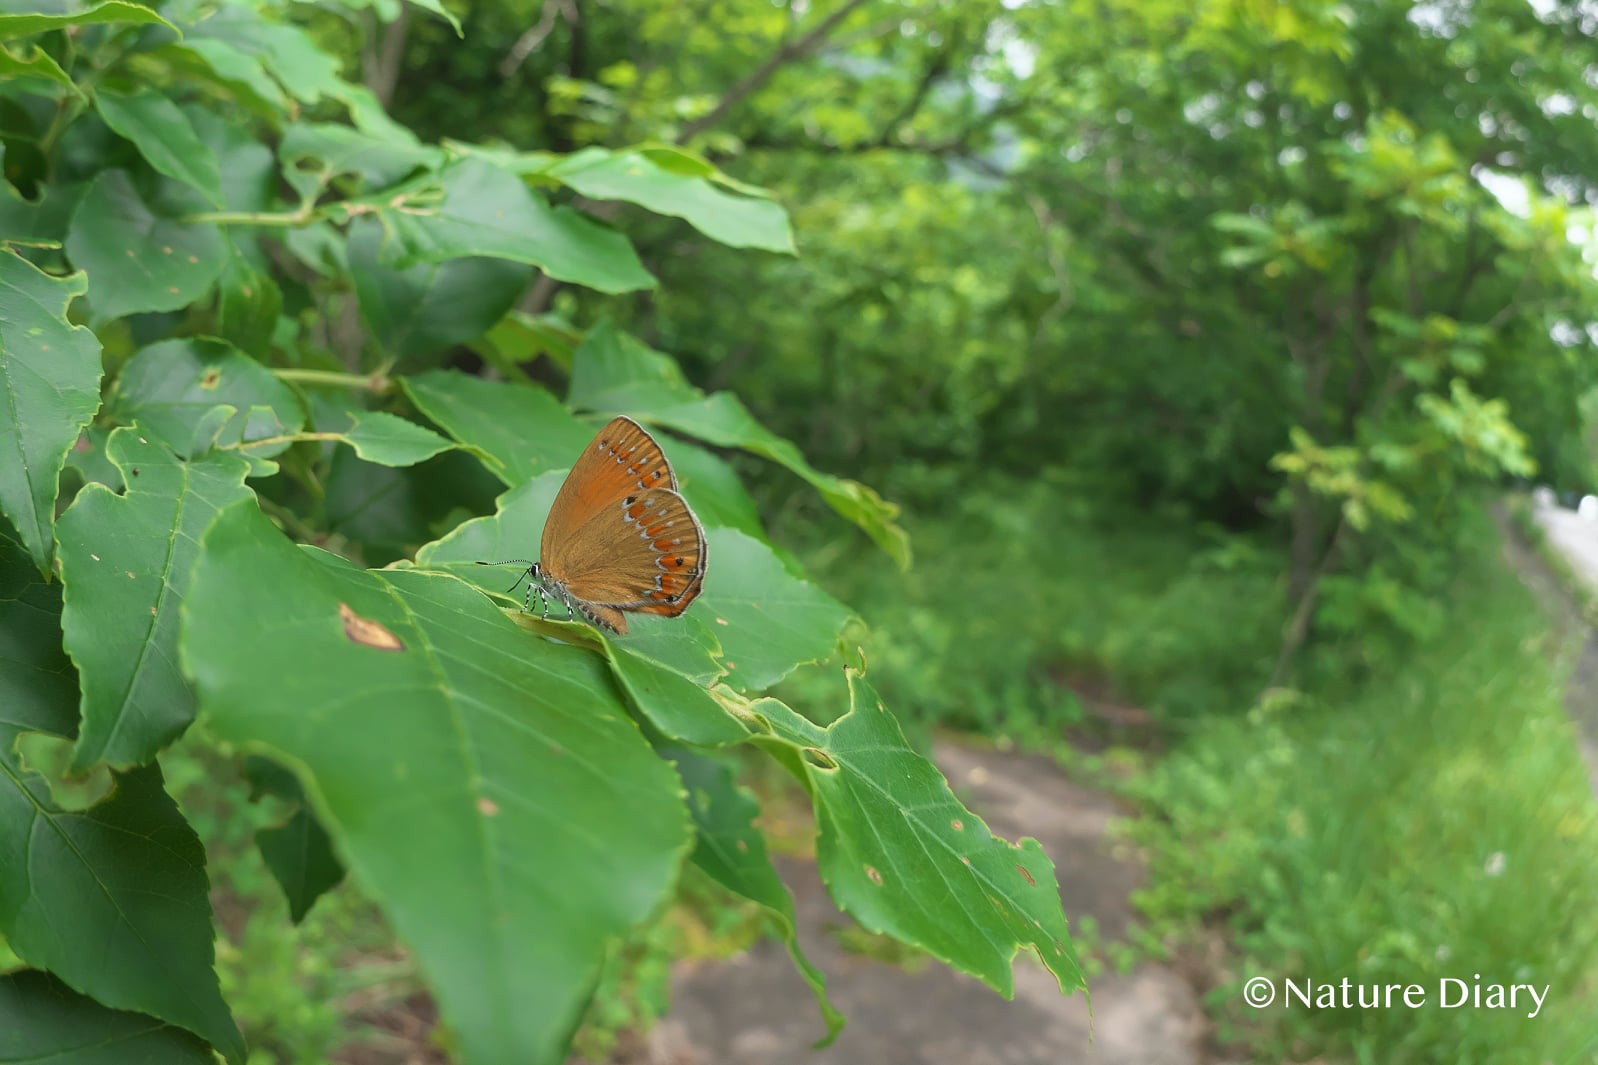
[500,0,577,79]
[675,0,870,143]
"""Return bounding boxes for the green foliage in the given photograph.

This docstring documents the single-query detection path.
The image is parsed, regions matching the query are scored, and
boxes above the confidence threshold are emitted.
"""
[1129,522,1598,1062]
[0,2,1085,1062]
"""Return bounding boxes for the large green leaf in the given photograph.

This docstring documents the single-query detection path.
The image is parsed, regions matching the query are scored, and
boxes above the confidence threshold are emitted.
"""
[0,753,245,1063]
[0,969,217,1065]
[340,410,456,467]
[745,673,1087,1002]
[56,429,252,771]
[566,323,909,568]
[108,337,305,464]
[671,749,842,1043]
[348,217,533,360]
[381,158,655,294]
[400,369,592,485]
[0,251,103,572]
[546,148,795,253]
[412,475,742,746]
[182,501,693,1065]
[63,171,227,323]
[695,528,851,692]
[0,1,174,40]
[95,89,224,208]
[0,529,78,739]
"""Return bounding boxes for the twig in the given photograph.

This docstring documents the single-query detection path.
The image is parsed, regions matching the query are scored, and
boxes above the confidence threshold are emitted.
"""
[500,0,577,79]
[675,0,870,143]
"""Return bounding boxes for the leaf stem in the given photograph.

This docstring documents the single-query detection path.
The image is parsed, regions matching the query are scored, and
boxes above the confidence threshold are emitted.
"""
[273,368,393,393]
[232,431,344,451]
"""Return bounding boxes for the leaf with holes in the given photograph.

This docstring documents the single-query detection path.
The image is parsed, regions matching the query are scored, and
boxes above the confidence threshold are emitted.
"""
[182,500,692,1065]
[56,429,252,771]
[64,170,226,322]
[741,674,1087,1004]
[109,337,304,463]
[0,751,245,1063]
[0,251,103,572]
[566,323,909,568]
[0,970,217,1064]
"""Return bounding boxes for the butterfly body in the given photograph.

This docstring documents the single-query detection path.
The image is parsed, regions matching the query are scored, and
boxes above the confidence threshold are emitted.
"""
[485,417,707,634]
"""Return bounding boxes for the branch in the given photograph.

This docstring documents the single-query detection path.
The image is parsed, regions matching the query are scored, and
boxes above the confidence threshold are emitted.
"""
[500,0,577,79]
[675,0,870,143]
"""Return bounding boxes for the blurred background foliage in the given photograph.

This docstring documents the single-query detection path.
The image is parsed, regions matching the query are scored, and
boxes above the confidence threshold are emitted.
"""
[144,0,1598,1060]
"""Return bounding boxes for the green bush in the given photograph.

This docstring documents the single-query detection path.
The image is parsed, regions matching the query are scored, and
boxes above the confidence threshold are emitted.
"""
[1130,516,1598,1062]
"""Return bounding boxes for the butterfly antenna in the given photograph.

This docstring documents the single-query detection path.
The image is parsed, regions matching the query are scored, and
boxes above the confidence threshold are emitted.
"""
[475,558,536,596]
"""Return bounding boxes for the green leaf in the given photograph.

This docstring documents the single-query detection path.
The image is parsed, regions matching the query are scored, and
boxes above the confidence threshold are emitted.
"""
[0,755,246,1063]
[0,969,217,1064]
[696,528,851,692]
[349,217,533,360]
[400,369,592,485]
[64,170,226,322]
[56,430,252,771]
[171,38,289,115]
[95,89,224,208]
[383,158,655,294]
[567,323,909,568]
[0,529,78,739]
[188,7,344,108]
[183,501,692,1065]
[412,475,742,745]
[547,148,794,253]
[341,410,455,467]
[671,749,843,1044]
[748,673,1087,1002]
[244,757,345,924]
[109,337,305,463]
[0,1,175,41]
[215,249,282,353]
[0,251,103,572]
[279,122,441,197]
[0,42,74,92]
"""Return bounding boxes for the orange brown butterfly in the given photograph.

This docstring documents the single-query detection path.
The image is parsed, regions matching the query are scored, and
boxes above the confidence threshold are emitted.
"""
[478,416,707,634]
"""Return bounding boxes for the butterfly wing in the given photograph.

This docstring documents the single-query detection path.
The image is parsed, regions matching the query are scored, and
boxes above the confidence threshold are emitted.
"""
[541,417,706,634]
[542,416,677,560]
[554,486,708,628]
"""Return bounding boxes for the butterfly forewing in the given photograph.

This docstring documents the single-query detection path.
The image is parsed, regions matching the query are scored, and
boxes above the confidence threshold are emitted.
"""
[542,416,677,563]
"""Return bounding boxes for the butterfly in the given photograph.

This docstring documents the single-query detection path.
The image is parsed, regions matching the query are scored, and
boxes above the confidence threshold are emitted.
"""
[479,416,708,634]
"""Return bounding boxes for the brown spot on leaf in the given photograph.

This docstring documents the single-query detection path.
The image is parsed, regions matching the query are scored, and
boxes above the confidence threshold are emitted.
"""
[1016,864,1036,887]
[715,617,729,626]
[735,839,749,853]
[149,606,157,616]
[951,819,964,831]
[187,255,198,264]
[74,436,91,453]
[131,467,140,477]
[126,571,135,579]
[960,856,971,865]
[477,797,500,816]
[162,245,173,254]
[199,367,222,389]
[865,866,883,885]
[338,601,405,652]
[90,553,99,561]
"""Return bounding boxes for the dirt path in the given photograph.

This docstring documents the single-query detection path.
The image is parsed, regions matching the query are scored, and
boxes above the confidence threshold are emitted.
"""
[651,742,1207,1064]
[1502,500,1598,797]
